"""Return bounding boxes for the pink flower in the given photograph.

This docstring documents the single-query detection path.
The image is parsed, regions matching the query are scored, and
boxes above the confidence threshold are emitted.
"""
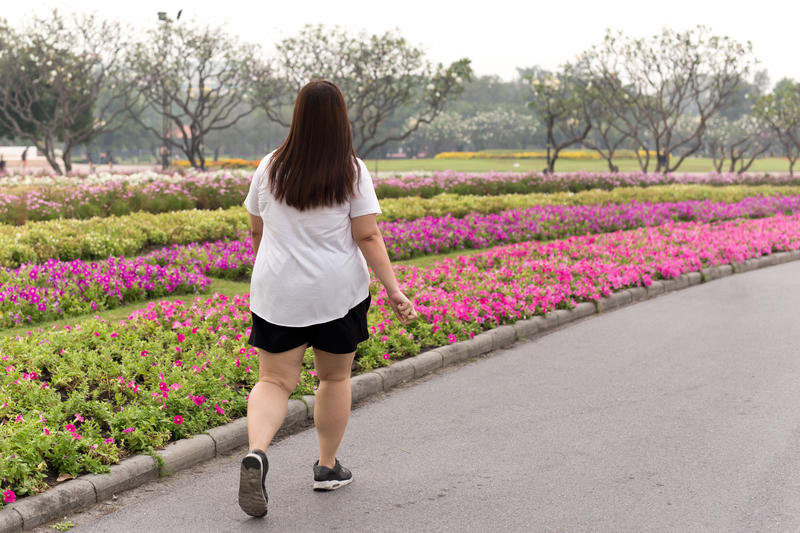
[64,423,76,432]
[175,347,182,353]
[111,332,118,338]
[122,427,134,434]
[215,404,225,415]
[176,333,185,343]
[72,433,82,441]
[3,489,16,503]
[174,360,182,367]
[190,395,206,406]
[44,428,50,436]
[75,413,84,422]
[380,335,389,342]
[382,353,390,360]
[170,383,182,391]
[447,333,458,344]
[104,437,114,444]
[15,415,22,422]
[93,332,100,337]
[140,350,148,357]
[173,415,183,425]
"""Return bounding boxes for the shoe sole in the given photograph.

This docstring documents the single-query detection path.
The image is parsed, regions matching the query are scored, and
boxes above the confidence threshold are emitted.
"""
[313,477,354,491]
[239,456,268,517]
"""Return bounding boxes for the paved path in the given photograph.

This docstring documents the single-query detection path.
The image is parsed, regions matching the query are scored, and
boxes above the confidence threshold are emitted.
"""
[72,262,800,532]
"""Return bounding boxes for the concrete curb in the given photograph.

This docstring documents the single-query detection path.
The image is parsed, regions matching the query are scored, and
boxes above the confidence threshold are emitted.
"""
[2,250,799,532]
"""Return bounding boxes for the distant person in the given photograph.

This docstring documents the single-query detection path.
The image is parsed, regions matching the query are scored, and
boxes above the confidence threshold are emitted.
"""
[0,155,6,175]
[237,79,417,518]
[86,151,95,173]
[107,149,114,171]
[21,147,28,171]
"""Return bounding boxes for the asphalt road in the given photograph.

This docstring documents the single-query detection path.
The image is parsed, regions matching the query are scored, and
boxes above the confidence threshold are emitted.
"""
[73,261,800,533]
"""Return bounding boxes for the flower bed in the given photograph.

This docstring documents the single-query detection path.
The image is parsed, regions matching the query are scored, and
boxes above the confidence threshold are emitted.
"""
[4,194,800,330]
[379,195,800,259]
[0,256,211,329]
[0,171,251,225]
[4,185,800,268]
[374,170,800,198]
[0,208,248,268]
[2,213,800,502]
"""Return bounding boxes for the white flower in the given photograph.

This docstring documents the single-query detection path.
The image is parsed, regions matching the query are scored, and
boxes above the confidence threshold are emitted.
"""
[426,83,435,91]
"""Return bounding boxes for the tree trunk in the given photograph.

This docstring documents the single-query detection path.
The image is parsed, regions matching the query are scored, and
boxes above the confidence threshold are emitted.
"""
[44,137,63,175]
[214,145,220,162]
[62,144,73,173]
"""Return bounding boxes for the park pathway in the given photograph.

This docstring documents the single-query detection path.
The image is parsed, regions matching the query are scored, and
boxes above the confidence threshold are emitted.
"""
[70,261,800,532]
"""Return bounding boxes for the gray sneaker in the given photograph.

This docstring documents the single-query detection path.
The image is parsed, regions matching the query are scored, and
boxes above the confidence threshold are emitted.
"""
[313,459,353,491]
[238,449,268,517]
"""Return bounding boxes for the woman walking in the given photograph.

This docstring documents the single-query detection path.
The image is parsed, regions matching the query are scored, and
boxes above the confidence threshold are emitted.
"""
[238,80,417,518]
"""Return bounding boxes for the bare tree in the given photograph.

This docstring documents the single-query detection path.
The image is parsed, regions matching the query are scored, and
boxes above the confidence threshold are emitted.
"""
[260,25,473,158]
[525,71,591,173]
[0,10,141,174]
[754,80,800,175]
[579,27,755,173]
[128,19,272,169]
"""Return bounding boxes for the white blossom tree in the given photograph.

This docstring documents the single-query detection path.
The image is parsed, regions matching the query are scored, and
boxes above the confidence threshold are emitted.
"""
[260,25,473,158]
[0,9,142,173]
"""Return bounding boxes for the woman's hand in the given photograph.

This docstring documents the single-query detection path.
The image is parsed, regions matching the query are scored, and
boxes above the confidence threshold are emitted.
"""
[388,290,418,325]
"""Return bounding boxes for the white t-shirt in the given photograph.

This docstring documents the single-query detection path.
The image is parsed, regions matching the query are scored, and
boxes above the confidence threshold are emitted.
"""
[244,151,382,327]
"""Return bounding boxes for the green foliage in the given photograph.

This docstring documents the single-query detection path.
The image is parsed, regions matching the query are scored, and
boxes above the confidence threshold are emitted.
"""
[0,208,249,268]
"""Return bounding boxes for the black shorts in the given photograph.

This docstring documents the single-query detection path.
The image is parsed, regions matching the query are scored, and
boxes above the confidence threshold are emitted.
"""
[248,295,371,354]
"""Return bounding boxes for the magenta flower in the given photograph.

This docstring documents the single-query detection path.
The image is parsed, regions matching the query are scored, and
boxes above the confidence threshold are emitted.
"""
[64,423,76,432]
[447,334,458,344]
[176,333,185,343]
[122,427,134,434]
[104,437,114,444]
[44,428,50,436]
[382,353,390,360]
[3,489,16,503]
[215,404,225,415]
[140,350,148,357]
[173,415,183,425]
[75,414,84,422]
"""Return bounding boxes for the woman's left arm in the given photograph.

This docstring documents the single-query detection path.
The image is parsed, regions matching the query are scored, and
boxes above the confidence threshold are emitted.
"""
[250,214,264,257]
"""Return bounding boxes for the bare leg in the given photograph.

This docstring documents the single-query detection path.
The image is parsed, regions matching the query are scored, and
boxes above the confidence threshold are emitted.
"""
[313,348,357,469]
[247,344,306,452]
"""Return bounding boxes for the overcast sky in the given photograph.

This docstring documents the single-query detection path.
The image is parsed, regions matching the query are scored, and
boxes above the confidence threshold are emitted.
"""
[5,0,797,88]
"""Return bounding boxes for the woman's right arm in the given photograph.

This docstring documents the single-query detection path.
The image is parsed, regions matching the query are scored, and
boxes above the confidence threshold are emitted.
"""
[351,214,417,325]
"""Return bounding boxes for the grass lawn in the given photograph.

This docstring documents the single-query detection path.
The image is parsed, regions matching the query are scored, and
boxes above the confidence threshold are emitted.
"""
[361,157,796,175]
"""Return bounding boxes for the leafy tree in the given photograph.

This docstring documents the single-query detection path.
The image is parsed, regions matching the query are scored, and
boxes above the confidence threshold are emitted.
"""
[525,71,591,173]
[468,108,537,151]
[260,24,473,158]
[0,10,141,173]
[705,115,771,173]
[127,18,272,169]
[754,79,800,175]
[579,27,755,172]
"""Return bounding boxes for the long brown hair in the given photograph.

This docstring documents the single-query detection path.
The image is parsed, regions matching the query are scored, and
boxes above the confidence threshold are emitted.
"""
[268,80,359,210]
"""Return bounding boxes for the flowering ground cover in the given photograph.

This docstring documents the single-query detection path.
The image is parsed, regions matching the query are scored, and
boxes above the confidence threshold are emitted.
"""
[378,195,800,259]
[4,194,800,331]
[0,257,211,329]
[3,169,800,226]
[2,213,800,502]
[0,171,251,225]
[4,185,800,267]
[374,170,800,198]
